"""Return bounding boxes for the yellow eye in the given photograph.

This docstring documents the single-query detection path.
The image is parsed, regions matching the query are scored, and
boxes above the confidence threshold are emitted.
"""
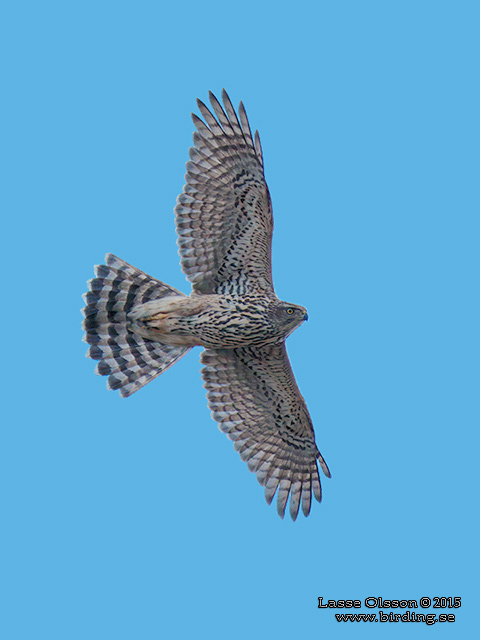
[286,308,295,315]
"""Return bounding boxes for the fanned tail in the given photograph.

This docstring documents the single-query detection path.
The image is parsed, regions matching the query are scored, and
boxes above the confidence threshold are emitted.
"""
[82,254,191,397]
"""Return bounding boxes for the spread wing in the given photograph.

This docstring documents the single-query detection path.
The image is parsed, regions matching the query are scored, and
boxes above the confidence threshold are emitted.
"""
[175,90,274,296]
[201,344,330,520]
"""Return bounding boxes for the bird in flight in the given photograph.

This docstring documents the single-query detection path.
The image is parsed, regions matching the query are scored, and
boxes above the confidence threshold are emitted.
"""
[82,90,330,520]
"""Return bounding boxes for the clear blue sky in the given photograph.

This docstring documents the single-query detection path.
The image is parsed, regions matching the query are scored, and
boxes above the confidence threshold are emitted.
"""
[1,1,478,638]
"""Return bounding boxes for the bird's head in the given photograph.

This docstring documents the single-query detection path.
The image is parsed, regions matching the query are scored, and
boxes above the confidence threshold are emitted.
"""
[272,301,308,337]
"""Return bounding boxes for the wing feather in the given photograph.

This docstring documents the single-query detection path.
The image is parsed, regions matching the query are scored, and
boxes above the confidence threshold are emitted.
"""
[201,344,330,520]
[238,101,256,154]
[175,90,273,295]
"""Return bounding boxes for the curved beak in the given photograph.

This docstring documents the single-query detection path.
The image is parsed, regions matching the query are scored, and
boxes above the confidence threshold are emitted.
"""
[303,311,309,322]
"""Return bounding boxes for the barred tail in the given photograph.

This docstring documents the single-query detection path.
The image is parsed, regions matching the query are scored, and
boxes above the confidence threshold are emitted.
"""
[82,253,191,397]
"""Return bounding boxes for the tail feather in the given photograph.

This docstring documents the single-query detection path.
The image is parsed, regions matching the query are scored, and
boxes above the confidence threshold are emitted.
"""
[82,254,191,397]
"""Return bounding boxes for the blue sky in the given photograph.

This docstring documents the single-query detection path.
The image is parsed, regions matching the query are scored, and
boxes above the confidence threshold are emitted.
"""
[1,1,478,637]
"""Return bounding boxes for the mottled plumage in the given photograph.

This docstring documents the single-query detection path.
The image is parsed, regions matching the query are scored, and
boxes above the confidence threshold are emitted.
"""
[82,90,330,519]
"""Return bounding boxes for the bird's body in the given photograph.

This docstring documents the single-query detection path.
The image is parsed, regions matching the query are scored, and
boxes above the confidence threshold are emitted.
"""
[129,293,308,348]
[83,90,330,520]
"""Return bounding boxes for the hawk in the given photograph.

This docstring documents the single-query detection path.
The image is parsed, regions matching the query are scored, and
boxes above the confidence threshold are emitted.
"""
[82,90,330,520]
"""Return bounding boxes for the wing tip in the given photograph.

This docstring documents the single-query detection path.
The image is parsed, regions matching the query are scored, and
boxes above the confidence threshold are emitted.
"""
[317,452,332,478]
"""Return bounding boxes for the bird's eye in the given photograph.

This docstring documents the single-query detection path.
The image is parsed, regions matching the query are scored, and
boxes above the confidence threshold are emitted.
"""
[286,308,295,315]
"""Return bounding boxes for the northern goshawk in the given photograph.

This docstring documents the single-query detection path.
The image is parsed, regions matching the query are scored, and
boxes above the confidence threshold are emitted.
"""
[82,90,330,520]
